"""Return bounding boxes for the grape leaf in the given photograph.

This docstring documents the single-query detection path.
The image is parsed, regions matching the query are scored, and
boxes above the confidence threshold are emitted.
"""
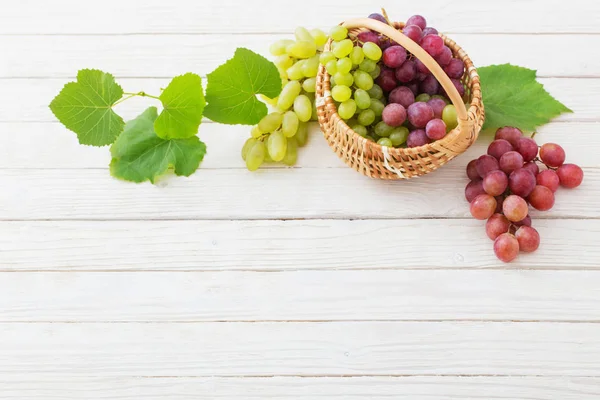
[204,48,282,125]
[110,107,206,183]
[479,64,572,131]
[154,73,206,140]
[49,69,125,146]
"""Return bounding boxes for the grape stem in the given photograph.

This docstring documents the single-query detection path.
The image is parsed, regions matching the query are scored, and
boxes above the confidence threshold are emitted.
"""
[114,91,161,106]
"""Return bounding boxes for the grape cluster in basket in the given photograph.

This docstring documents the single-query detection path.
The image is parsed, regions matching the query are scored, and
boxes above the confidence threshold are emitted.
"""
[466,127,584,262]
[323,12,464,147]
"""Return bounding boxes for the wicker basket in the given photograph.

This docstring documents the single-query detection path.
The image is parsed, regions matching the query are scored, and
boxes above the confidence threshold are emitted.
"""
[315,18,484,179]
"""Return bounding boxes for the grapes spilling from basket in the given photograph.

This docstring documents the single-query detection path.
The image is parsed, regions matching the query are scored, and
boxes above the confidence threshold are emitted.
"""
[466,127,584,262]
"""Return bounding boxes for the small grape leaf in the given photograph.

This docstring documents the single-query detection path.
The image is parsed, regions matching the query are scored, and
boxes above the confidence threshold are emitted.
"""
[110,107,206,183]
[154,73,206,140]
[49,69,125,146]
[204,48,282,125]
[479,64,572,131]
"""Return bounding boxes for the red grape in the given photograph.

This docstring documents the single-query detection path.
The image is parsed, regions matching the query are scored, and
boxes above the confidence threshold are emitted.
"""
[449,79,465,97]
[388,87,415,108]
[509,169,536,197]
[368,13,388,23]
[382,104,407,127]
[536,169,560,192]
[515,137,538,162]
[466,159,479,181]
[476,155,500,178]
[539,143,566,167]
[427,98,446,119]
[487,139,513,160]
[402,25,422,42]
[515,226,540,253]
[470,194,497,220]
[499,151,524,175]
[465,179,485,202]
[486,213,511,240]
[395,60,416,83]
[435,46,453,66]
[422,27,438,36]
[503,195,529,222]
[421,35,444,56]
[407,102,434,128]
[406,129,430,148]
[556,163,584,188]
[406,15,427,30]
[514,214,532,227]
[425,118,447,140]
[376,67,398,92]
[379,36,392,50]
[405,81,419,96]
[495,127,522,147]
[415,59,430,74]
[443,58,465,79]
[523,161,540,176]
[483,170,508,196]
[358,31,380,45]
[420,75,440,95]
[416,72,428,82]
[382,46,407,68]
[494,233,520,263]
[495,195,505,213]
[528,185,555,211]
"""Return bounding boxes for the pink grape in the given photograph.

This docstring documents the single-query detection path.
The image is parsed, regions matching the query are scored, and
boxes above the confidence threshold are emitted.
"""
[499,151,524,175]
[427,98,446,119]
[494,233,520,262]
[536,169,560,192]
[470,194,497,220]
[503,195,529,222]
[407,129,430,148]
[539,143,566,167]
[425,118,447,140]
[557,163,584,188]
[487,139,513,160]
[395,60,417,83]
[422,27,438,36]
[528,185,555,211]
[415,59,430,74]
[466,159,479,181]
[358,31,380,45]
[514,214,532,227]
[420,75,440,95]
[465,180,485,202]
[516,137,538,162]
[475,154,500,178]
[376,67,397,92]
[443,58,465,79]
[483,170,508,196]
[421,34,444,56]
[407,102,434,128]
[509,169,536,197]
[406,81,419,96]
[515,226,540,253]
[382,46,407,68]
[486,213,511,240]
[406,15,427,30]
[495,127,523,147]
[382,104,407,127]
[388,86,415,108]
[523,161,540,176]
[403,25,423,42]
[435,46,453,66]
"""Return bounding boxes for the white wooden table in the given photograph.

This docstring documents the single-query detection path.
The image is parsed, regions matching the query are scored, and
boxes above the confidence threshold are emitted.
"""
[1,0,600,398]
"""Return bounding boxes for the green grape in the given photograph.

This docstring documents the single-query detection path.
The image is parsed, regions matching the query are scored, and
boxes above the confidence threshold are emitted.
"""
[246,140,266,171]
[374,121,394,137]
[432,94,450,104]
[389,127,409,146]
[277,80,302,110]
[332,39,353,58]
[311,29,328,47]
[311,98,318,121]
[274,55,294,70]
[333,72,353,87]
[296,122,309,146]
[330,75,336,86]
[294,95,312,122]
[369,65,381,79]
[365,135,376,142]
[415,93,431,102]
[359,59,376,73]
[352,124,368,137]
[320,51,336,65]
[282,137,298,166]
[369,98,385,117]
[377,137,393,147]
[357,109,376,126]
[354,89,371,110]
[350,46,365,65]
[267,131,287,161]
[287,62,305,81]
[270,39,295,56]
[302,77,317,93]
[337,57,353,74]
[258,112,283,133]
[282,111,299,138]
[442,104,458,131]
[277,66,288,81]
[287,41,317,59]
[367,84,383,100]
[325,60,338,75]
[251,125,262,138]
[302,56,320,77]
[363,42,382,61]
[338,99,357,120]
[331,85,352,102]
[330,26,348,41]
[242,137,257,160]
[295,27,315,44]
[354,70,374,91]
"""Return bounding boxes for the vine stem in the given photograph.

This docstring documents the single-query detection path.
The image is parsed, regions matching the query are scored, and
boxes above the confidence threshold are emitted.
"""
[114,91,161,106]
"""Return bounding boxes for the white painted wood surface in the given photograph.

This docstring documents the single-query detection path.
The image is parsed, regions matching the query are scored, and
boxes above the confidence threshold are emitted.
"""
[1,0,600,398]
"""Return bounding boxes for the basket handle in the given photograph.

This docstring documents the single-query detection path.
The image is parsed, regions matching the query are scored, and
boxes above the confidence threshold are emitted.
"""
[342,18,469,123]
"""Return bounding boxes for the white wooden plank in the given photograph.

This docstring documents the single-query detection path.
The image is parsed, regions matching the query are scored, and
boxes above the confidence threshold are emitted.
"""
[2,78,591,123]
[1,220,598,270]
[0,167,595,220]
[1,34,598,78]
[2,376,600,399]
[0,321,599,376]
[1,0,598,34]
[2,270,600,321]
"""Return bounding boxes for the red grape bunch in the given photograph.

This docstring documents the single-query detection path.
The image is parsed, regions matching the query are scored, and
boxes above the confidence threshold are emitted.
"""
[465,127,584,262]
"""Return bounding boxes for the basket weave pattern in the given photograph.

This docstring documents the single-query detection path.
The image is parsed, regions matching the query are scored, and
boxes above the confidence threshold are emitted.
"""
[316,20,485,179]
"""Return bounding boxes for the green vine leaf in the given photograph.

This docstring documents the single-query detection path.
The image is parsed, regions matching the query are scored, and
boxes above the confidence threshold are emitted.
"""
[49,69,125,146]
[204,48,282,125]
[154,73,206,140]
[110,107,207,183]
[479,64,572,131]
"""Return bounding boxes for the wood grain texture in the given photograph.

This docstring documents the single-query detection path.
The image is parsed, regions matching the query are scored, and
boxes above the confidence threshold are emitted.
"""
[2,376,600,399]
[1,220,599,270]
[1,322,600,376]
[1,270,600,322]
